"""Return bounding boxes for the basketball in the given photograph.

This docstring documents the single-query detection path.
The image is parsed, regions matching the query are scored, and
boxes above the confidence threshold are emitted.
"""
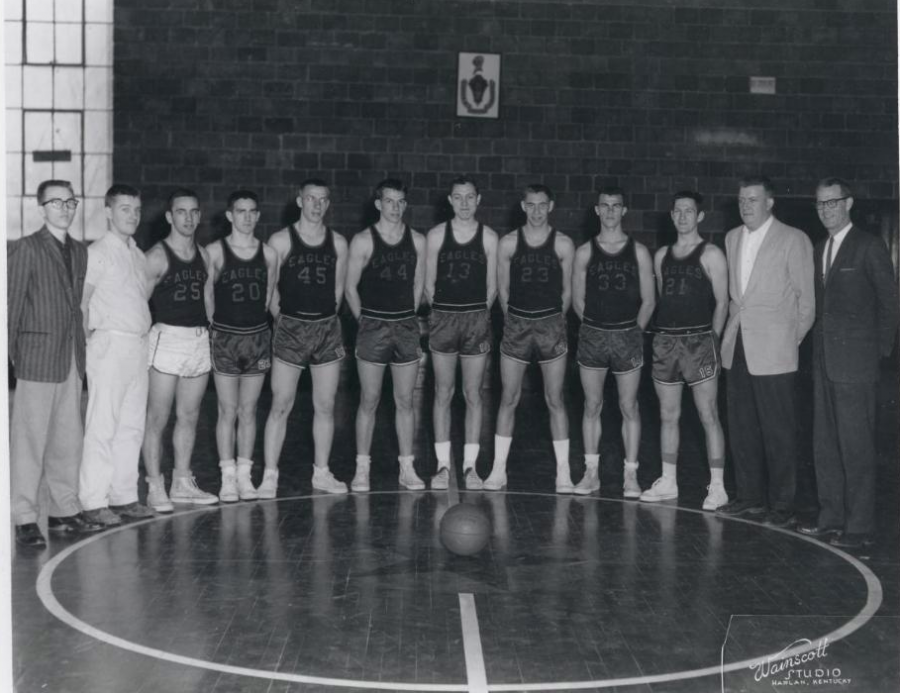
[439,503,491,556]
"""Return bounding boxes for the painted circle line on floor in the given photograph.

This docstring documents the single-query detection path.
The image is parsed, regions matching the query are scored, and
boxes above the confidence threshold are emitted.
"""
[35,493,882,692]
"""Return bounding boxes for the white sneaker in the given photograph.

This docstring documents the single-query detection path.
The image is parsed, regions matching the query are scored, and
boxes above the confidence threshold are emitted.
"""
[146,475,174,513]
[399,463,426,491]
[351,461,370,493]
[312,466,348,495]
[256,469,279,500]
[623,463,642,499]
[431,467,450,490]
[170,475,218,505]
[555,463,575,494]
[573,466,600,495]
[236,463,258,500]
[702,483,729,511]
[483,467,507,491]
[464,468,483,490]
[219,466,239,503]
[639,475,679,503]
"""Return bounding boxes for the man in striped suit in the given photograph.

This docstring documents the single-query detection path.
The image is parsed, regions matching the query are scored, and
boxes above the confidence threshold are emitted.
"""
[8,180,103,547]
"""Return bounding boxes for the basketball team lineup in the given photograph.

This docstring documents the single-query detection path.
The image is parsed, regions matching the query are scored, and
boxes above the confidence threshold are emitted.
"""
[13,174,892,545]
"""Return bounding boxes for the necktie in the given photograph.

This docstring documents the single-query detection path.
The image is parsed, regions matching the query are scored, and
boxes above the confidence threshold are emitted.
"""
[824,236,834,281]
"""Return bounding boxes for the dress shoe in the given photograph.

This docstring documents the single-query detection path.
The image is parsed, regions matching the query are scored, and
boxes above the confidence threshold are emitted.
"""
[796,523,841,540]
[716,499,766,517]
[829,533,875,549]
[15,523,47,548]
[48,512,105,533]
[763,510,796,528]
[109,502,155,519]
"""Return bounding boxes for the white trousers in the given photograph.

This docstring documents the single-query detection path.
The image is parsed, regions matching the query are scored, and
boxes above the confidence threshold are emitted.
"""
[79,331,149,510]
[10,356,83,524]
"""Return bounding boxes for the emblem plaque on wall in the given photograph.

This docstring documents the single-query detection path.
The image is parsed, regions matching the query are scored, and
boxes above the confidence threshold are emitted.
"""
[457,52,500,119]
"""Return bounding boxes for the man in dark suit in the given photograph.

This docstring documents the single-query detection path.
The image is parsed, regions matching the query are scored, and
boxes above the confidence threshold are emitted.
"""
[7,180,103,547]
[797,177,899,548]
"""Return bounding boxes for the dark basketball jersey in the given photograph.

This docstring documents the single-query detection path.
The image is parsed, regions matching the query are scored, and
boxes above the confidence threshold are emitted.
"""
[150,241,208,327]
[508,228,562,319]
[656,241,715,332]
[359,225,416,320]
[433,222,487,312]
[278,227,338,320]
[582,237,642,329]
[213,240,268,331]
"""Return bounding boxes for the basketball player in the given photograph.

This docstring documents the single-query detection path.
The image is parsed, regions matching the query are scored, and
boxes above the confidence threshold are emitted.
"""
[641,191,729,509]
[142,188,218,510]
[79,184,155,526]
[484,184,575,493]
[206,190,277,502]
[345,179,427,492]
[262,179,349,497]
[572,186,655,497]
[424,177,498,490]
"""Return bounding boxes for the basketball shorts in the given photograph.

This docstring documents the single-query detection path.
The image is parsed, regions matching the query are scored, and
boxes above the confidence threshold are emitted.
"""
[211,326,271,376]
[355,315,422,366]
[273,314,345,369]
[429,309,491,357]
[652,331,720,386]
[577,324,643,374]
[148,323,211,378]
[500,312,567,364]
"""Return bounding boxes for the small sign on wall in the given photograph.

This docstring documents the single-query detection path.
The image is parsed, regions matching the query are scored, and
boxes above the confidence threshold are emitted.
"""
[749,76,777,94]
[457,52,500,119]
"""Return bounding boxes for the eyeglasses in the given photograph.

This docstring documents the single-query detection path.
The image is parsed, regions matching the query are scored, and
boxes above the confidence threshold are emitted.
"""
[815,197,849,210]
[42,198,79,211]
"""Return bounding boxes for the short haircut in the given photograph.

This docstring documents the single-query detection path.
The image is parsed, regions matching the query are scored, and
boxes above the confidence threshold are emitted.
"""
[104,183,141,208]
[227,189,258,209]
[738,175,775,196]
[37,179,74,203]
[522,183,554,201]
[597,186,627,204]
[167,187,200,210]
[672,190,703,208]
[449,176,479,196]
[817,177,853,198]
[298,178,329,195]
[375,178,407,199]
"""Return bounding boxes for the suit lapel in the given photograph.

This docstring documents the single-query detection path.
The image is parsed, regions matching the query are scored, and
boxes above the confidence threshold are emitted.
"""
[37,227,75,306]
[743,218,779,297]
[825,226,856,286]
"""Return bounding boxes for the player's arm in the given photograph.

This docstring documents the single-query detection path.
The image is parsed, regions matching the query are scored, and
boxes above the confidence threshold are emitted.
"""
[6,240,32,367]
[496,233,515,316]
[556,234,575,314]
[701,245,728,337]
[204,240,224,284]
[571,241,591,321]
[635,242,656,331]
[412,229,426,311]
[344,231,372,320]
[199,245,215,325]
[333,232,349,313]
[483,226,499,308]
[144,243,168,295]
[423,224,444,306]
[262,243,279,315]
[266,229,290,319]
[653,247,666,295]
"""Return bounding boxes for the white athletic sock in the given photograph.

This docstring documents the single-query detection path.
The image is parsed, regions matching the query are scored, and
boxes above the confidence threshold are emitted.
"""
[434,441,451,469]
[710,467,724,485]
[662,462,677,479]
[553,439,570,467]
[356,454,371,467]
[584,453,600,469]
[219,459,236,470]
[236,456,252,467]
[492,435,512,473]
[398,455,415,468]
[463,444,480,470]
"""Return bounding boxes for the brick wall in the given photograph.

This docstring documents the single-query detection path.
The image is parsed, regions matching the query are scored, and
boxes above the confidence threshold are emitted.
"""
[113,0,898,249]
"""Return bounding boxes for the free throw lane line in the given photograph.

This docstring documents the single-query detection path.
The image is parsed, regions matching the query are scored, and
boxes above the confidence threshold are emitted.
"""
[459,593,488,693]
